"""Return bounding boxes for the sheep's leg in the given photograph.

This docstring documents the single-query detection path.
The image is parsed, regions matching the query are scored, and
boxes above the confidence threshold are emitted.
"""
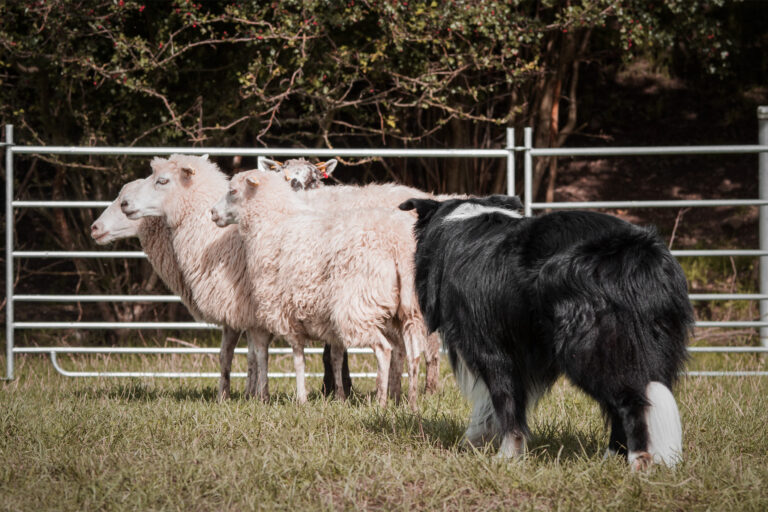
[402,324,424,411]
[218,327,241,401]
[322,345,352,397]
[388,342,404,403]
[218,327,242,401]
[371,336,392,407]
[287,336,308,404]
[245,328,271,402]
[321,345,334,397]
[424,332,441,394]
[330,344,347,401]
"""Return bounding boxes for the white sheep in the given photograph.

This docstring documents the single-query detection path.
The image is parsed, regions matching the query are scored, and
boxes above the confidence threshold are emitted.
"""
[118,157,283,401]
[90,178,265,401]
[258,157,337,191]
[211,169,427,407]
[260,157,443,395]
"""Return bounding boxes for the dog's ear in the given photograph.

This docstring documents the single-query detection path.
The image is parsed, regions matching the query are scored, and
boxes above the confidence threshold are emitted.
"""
[483,195,523,211]
[399,198,441,220]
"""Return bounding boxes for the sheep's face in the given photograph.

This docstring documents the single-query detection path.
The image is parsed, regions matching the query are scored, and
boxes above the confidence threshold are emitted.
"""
[91,180,144,244]
[122,157,196,219]
[211,171,258,227]
[258,157,337,191]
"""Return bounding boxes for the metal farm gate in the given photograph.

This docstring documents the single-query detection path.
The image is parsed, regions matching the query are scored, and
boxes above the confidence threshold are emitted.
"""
[3,107,768,381]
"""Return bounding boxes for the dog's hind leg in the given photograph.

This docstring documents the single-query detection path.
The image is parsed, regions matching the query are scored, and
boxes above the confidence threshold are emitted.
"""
[616,393,654,471]
[452,353,499,448]
[492,383,528,459]
[472,358,529,459]
[605,412,628,459]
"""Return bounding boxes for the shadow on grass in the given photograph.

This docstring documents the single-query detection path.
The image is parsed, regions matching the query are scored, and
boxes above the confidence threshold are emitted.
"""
[71,380,355,405]
[360,407,607,461]
[361,407,466,449]
[72,382,218,402]
[526,419,606,463]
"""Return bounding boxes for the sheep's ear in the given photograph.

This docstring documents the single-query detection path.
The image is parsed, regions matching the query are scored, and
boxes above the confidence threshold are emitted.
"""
[201,154,209,161]
[315,159,337,178]
[399,198,440,219]
[181,166,195,177]
[482,195,523,211]
[246,175,260,188]
[258,157,283,172]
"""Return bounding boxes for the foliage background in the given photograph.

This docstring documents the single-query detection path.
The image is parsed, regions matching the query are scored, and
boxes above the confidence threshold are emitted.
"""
[1,0,766,332]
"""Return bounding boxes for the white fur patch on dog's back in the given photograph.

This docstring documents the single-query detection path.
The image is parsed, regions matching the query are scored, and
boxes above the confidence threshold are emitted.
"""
[443,203,522,222]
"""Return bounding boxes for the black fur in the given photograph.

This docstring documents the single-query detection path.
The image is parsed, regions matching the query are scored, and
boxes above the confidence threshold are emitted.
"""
[400,196,693,458]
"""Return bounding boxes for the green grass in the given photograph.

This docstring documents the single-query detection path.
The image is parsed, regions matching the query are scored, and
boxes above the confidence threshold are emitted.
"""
[1,353,767,511]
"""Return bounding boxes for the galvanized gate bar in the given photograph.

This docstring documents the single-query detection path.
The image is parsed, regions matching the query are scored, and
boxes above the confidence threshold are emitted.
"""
[12,346,767,355]
[13,200,111,208]
[14,322,218,329]
[506,128,515,196]
[11,146,511,158]
[4,125,13,380]
[759,106,768,347]
[14,251,147,258]
[532,199,768,209]
[14,294,183,302]
[13,347,375,354]
[530,145,768,157]
[12,321,768,329]
[5,114,768,380]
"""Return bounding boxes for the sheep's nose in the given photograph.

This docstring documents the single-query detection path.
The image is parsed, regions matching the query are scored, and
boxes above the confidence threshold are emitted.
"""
[210,208,219,221]
[90,222,99,233]
[120,200,128,208]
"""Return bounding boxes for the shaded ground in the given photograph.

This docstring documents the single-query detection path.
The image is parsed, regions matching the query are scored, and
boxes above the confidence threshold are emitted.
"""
[1,355,766,511]
[547,61,768,344]
[555,59,765,249]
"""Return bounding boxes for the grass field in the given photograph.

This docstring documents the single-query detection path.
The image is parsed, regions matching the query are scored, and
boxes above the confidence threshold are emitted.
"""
[1,348,767,511]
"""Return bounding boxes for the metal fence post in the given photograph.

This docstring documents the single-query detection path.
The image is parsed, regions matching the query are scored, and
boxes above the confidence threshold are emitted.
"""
[523,127,533,217]
[506,127,515,196]
[5,124,14,380]
[759,107,768,348]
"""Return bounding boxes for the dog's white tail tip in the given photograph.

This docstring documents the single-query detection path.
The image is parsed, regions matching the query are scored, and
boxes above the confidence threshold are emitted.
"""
[645,381,683,468]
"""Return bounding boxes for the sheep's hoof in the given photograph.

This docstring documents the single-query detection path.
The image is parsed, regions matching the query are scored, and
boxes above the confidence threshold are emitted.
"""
[629,451,653,472]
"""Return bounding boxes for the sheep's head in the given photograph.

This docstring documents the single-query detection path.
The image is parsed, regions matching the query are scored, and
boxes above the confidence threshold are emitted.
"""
[258,157,337,191]
[211,169,264,227]
[91,179,144,244]
[121,154,208,220]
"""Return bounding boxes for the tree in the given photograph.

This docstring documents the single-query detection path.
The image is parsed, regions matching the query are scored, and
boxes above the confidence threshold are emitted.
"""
[0,0,752,326]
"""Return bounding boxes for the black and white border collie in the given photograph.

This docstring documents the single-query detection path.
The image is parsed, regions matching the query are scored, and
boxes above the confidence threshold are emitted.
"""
[399,195,693,470]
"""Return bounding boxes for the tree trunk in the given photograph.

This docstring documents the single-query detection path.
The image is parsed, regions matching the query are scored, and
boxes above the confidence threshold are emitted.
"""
[528,29,591,202]
[445,118,467,193]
